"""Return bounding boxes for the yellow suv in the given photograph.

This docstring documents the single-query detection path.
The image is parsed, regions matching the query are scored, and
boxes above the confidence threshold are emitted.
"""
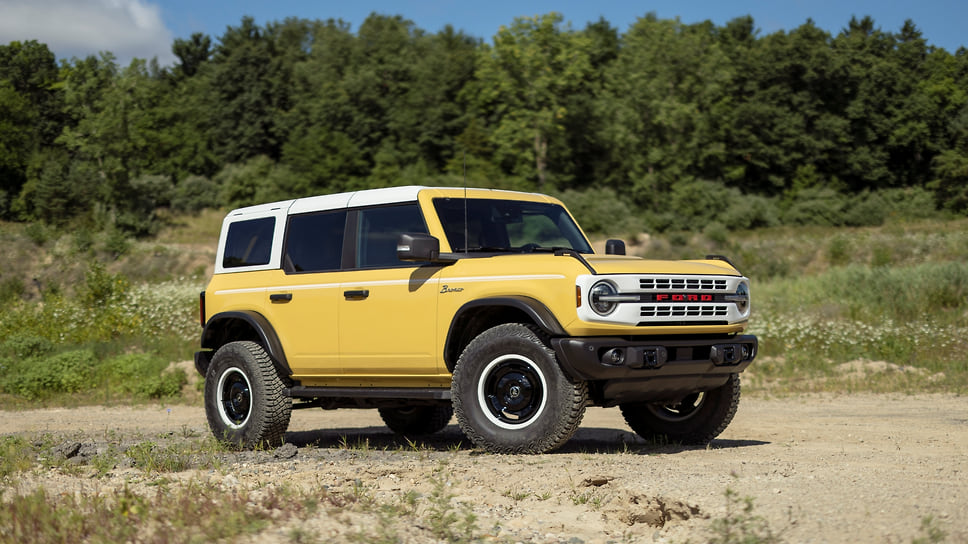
[196,186,757,453]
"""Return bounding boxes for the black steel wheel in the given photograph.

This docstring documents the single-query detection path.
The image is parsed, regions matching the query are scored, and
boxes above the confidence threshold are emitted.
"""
[204,341,291,449]
[452,323,586,453]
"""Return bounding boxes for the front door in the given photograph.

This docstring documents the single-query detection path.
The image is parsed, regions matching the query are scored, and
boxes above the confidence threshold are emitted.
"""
[338,204,443,384]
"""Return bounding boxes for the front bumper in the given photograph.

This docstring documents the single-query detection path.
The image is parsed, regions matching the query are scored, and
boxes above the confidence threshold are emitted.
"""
[551,335,757,405]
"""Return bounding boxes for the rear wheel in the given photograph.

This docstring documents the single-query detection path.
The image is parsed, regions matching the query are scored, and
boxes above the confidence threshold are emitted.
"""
[378,405,453,436]
[620,373,741,445]
[204,341,291,449]
[452,323,586,453]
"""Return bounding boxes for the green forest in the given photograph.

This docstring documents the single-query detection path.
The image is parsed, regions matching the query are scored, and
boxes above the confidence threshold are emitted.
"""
[2,11,968,237]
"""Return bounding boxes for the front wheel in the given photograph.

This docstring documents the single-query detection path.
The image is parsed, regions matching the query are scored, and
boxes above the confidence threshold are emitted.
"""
[620,373,741,445]
[204,341,292,449]
[452,323,587,454]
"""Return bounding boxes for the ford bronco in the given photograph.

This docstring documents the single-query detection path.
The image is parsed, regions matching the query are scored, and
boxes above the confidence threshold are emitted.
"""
[195,186,757,453]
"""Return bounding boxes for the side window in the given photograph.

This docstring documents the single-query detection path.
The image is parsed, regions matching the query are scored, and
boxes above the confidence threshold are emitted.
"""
[356,204,428,268]
[284,210,346,273]
[223,217,275,268]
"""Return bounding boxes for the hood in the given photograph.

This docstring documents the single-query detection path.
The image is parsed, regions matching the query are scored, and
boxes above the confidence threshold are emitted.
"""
[584,255,742,276]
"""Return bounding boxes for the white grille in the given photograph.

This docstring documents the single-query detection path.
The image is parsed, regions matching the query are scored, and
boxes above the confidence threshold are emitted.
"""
[640,305,729,318]
[576,273,750,327]
[639,277,728,291]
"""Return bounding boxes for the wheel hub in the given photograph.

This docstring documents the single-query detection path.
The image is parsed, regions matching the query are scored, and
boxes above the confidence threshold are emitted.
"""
[481,357,544,426]
[219,369,252,426]
[647,392,705,422]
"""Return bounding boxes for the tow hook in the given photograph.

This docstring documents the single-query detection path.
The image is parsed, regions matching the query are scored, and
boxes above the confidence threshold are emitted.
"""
[711,343,753,366]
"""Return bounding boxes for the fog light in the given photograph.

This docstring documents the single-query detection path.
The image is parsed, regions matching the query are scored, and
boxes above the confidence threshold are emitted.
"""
[602,348,626,366]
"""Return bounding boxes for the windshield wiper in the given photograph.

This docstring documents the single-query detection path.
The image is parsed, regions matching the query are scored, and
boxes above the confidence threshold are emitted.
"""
[517,244,575,253]
[461,246,515,253]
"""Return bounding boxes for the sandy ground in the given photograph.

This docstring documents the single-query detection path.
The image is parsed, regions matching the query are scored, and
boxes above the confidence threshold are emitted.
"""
[2,393,967,543]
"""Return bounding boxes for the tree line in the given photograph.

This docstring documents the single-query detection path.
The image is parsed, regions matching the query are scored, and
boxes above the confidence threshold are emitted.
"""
[1,12,967,236]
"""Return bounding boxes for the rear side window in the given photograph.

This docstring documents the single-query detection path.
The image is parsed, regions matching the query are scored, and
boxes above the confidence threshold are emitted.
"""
[284,211,346,273]
[223,217,275,268]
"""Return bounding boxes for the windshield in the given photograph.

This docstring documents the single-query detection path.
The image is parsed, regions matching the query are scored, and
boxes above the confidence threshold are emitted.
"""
[433,198,593,253]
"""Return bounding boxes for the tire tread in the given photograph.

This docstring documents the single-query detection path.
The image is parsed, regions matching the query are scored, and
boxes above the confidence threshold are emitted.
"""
[453,323,586,454]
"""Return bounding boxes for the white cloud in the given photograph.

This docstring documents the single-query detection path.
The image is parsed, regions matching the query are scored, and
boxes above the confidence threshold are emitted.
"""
[0,0,175,66]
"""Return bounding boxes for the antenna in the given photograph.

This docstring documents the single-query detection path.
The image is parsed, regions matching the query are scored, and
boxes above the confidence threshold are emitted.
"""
[463,150,468,255]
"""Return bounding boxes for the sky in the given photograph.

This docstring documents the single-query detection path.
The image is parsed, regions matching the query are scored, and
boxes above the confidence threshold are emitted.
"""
[1,0,965,67]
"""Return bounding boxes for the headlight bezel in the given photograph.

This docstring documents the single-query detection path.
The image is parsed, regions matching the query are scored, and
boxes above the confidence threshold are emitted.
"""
[589,280,619,316]
[724,282,750,313]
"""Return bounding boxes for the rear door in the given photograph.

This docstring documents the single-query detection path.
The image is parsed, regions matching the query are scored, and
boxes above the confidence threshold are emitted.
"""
[266,209,347,380]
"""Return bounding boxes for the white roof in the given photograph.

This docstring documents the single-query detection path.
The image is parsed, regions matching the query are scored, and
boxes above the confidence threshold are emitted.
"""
[226,185,426,217]
[227,185,553,217]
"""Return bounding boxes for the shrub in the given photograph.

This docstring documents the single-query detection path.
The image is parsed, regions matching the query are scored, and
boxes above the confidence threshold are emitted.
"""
[72,227,95,254]
[2,334,54,359]
[643,179,775,233]
[114,175,174,237]
[137,368,187,399]
[0,276,25,302]
[879,187,941,220]
[3,349,98,399]
[100,353,162,386]
[721,193,780,230]
[827,235,851,266]
[557,188,645,235]
[664,179,733,232]
[79,261,128,307]
[102,228,131,258]
[703,221,729,245]
[23,222,49,246]
[782,187,849,226]
[100,353,187,399]
[171,175,222,212]
[843,191,887,227]
[216,156,301,208]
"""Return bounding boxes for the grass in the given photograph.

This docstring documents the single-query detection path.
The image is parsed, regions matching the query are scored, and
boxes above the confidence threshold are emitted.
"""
[745,261,968,394]
[0,480,324,543]
[708,486,785,544]
[0,434,487,544]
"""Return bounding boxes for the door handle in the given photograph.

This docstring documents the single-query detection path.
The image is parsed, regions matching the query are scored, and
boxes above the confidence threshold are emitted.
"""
[343,289,369,300]
[269,293,292,303]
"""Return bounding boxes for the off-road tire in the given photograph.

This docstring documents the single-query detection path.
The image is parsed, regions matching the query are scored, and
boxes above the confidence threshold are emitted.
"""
[620,373,741,445]
[205,341,292,449]
[452,323,587,454]
[378,405,454,436]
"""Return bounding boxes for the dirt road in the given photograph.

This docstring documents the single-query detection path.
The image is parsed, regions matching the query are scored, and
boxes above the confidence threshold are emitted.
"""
[3,394,967,543]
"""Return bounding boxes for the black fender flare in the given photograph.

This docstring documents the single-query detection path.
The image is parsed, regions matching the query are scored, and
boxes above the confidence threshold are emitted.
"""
[198,310,291,377]
[443,296,567,371]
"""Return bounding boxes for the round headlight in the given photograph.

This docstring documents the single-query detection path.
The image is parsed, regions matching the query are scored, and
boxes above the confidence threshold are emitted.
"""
[728,283,750,313]
[589,281,618,316]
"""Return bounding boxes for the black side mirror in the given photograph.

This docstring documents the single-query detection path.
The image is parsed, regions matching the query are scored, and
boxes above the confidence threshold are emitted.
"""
[397,233,440,261]
[605,239,626,255]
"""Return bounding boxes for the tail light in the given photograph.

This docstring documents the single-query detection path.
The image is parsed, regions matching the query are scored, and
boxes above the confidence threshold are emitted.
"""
[199,291,206,327]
